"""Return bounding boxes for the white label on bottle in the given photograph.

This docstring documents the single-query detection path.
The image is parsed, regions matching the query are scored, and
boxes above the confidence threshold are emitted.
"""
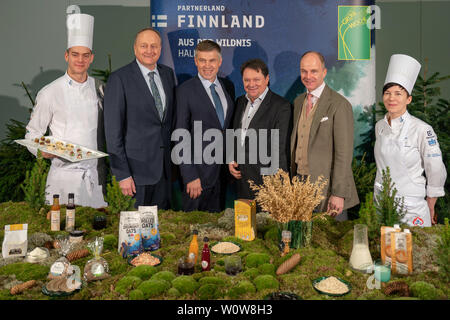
[51,210,60,231]
[66,209,75,230]
[201,260,208,269]
[50,262,65,275]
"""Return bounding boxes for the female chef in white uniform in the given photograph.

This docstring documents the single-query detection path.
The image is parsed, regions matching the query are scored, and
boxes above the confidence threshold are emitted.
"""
[374,54,447,227]
[25,13,106,208]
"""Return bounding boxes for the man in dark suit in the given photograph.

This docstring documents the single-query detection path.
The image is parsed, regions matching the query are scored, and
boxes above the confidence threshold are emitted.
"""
[174,40,235,212]
[229,59,292,201]
[103,28,176,209]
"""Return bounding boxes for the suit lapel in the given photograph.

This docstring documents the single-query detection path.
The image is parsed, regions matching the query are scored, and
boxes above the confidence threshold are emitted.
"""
[131,61,161,122]
[157,65,170,120]
[219,78,234,129]
[234,96,246,128]
[309,84,332,142]
[194,76,221,126]
[248,90,273,129]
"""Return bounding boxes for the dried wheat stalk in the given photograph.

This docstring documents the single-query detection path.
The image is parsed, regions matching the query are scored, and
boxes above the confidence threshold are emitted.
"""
[249,170,328,223]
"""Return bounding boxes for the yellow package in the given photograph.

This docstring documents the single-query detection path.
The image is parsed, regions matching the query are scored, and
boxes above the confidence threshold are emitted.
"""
[234,199,256,241]
[391,229,413,275]
[380,225,401,265]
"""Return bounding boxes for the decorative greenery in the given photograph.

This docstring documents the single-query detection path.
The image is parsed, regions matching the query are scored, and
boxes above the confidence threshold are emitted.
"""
[105,176,136,215]
[91,54,112,84]
[435,218,450,282]
[358,192,380,241]
[20,150,49,213]
[374,167,407,227]
[349,153,377,220]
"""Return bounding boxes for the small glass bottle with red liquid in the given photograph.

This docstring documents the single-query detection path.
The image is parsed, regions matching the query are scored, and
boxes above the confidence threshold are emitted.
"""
[201,237,210,271]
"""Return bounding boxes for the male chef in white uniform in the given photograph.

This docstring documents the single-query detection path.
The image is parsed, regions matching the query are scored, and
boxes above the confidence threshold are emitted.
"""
[25,13,107,208]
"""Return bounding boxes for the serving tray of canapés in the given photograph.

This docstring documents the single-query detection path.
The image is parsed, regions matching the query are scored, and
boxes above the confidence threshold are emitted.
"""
[15,136,108,162]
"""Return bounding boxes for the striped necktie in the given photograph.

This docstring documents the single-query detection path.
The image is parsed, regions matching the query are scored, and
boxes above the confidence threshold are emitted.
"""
[148,71,164,120]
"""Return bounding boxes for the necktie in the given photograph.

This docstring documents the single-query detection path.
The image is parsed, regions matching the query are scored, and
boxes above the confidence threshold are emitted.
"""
[148,72,164,120]
[210,83,225,128]
[306,93,314,117]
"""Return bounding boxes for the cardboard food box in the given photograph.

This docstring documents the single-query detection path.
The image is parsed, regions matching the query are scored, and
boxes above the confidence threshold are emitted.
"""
[234,199,256,241]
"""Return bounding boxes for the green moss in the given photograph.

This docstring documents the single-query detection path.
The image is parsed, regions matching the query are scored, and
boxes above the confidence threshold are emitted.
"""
[410,281,440,300]
[115,276,142,295]
[0,263,49,281]
[137,279,170,299]
[103,234,118,251]
[356,290,386,300]
[253,275,279,291]
[127,265,158,280]
[198,284,223,300]
[0,289,16,300]
[167,287,181,298]
[264,226,280,242]
[171,275,199,295]
[129,289,145,300]
[160,232,177,245]
[152,271,176,283]
[243,268,260,280]
[258,263,275,276]
[245,253,270,268]
[216,259,225,266]
[198,276,226,287]
[226,280,256,299]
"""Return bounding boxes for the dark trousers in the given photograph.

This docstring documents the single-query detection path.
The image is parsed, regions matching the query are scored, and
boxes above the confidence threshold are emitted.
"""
[182,178,223,213]
[134,174,171,210]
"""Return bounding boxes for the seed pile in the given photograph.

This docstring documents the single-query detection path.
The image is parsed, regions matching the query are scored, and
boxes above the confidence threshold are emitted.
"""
[314,276,349,294]
[211,242,240,254]
[130,253,160,266]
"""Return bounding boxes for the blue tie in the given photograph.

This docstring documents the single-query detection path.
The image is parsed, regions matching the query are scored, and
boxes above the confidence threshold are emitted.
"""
[210,83,224,128]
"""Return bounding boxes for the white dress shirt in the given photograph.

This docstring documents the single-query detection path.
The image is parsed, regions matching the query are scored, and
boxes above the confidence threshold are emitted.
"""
[198,73,228,117]
[240,86,269,145]
[136,58,166,110]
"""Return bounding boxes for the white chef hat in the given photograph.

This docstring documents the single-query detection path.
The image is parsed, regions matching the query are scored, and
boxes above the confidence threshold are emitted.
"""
[66,13,94,50]
[384,54,421,95]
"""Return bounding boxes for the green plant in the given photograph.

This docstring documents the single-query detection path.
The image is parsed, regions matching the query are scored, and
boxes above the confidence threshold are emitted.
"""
[91,54,112,84]
[20,150,49,212]
[374,167,406,226]
[105,176,136,215]
[435,218,450,282]
[358,192,380,240]
[348,153,377,220]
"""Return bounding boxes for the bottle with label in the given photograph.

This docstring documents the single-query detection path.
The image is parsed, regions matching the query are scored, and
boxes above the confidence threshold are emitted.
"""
[50,194,61,231]
[188,230,199,264]
[65,193,75,231]
[201,237,211,271]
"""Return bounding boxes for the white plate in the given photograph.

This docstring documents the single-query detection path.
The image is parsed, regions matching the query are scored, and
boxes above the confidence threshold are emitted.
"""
[15,136,108,163]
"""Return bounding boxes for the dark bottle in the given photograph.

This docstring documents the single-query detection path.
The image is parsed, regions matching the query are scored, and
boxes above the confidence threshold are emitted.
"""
[65,193,75,231]
[201,237,211,271]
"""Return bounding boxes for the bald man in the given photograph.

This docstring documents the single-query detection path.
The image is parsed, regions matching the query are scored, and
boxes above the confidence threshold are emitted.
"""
[290,51,359,218]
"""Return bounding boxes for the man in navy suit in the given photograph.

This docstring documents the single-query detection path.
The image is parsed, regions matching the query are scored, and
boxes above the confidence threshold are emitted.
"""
[103,28,176,209]
[229,59,292,202]
[175,40,235,212]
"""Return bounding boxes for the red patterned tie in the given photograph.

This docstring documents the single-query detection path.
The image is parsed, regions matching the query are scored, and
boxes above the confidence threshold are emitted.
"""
[306,93,314,117]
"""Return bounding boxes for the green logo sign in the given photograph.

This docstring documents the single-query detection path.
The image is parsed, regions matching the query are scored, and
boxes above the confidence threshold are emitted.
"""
[338,6,371,60]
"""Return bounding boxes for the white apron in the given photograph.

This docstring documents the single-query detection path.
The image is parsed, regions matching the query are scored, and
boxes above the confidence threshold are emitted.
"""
[46,78,107,208]
[374,117,431,227]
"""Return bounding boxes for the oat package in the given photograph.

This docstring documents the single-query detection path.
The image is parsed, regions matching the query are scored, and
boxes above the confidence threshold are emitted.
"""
[2,224,28,258]
[380,225,401,265]
[138,206,160,251]
[234,199,256,241]
[391,229,413,275]
[118,211,142,258]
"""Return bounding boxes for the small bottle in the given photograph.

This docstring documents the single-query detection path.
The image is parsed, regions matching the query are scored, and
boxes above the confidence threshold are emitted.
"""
[188,230,199,264]
[50,194,61,231]
[201,237,211,272]
[65,193,75,231]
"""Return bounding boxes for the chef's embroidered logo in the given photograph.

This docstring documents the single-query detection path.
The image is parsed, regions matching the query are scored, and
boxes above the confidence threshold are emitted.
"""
[427,130,433,136]
[413,217,424,226]
[428,139,436,146]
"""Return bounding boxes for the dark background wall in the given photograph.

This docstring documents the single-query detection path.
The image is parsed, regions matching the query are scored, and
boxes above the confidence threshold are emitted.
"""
[0,0,449,140]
